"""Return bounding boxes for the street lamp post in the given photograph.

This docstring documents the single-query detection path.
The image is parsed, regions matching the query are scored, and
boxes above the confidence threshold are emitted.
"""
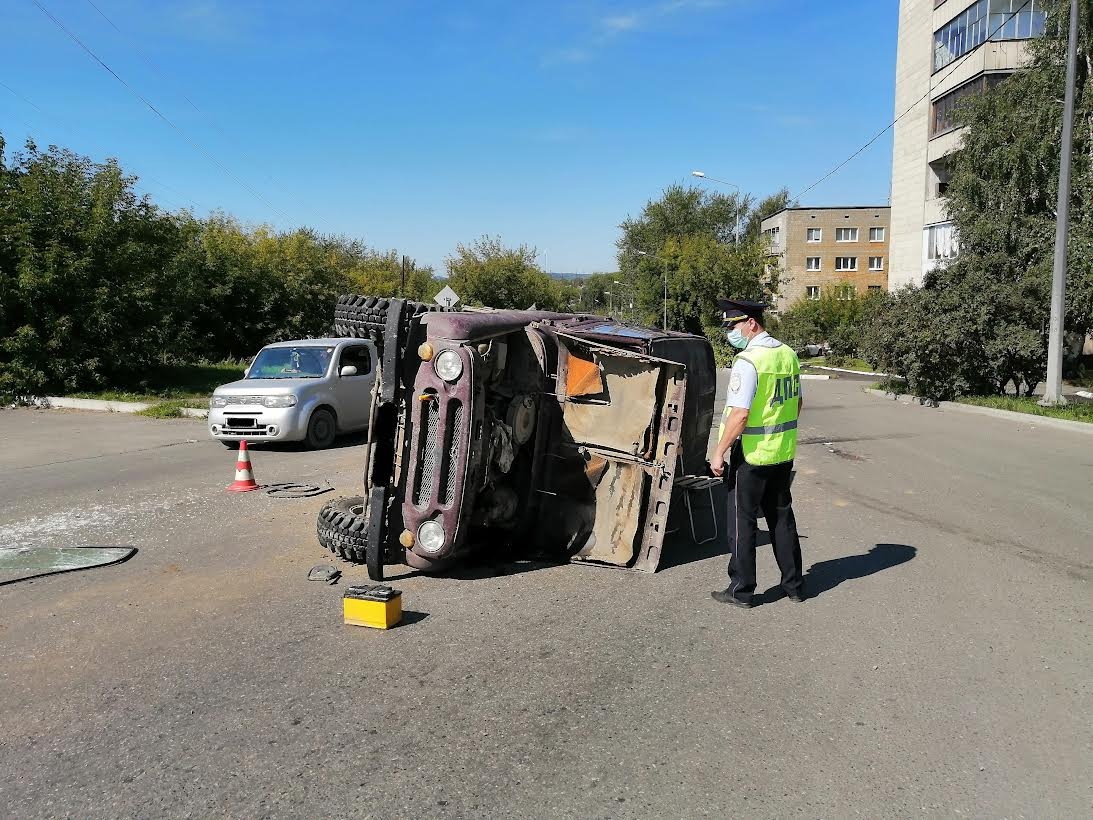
[613,280,635,320]
[1042,0,1079,407]
[692,170,742,246]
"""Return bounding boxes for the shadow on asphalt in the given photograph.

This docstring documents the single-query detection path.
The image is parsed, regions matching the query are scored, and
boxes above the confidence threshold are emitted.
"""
[779,543,917,602]
[234,431,368,453]
[394,610,430,627]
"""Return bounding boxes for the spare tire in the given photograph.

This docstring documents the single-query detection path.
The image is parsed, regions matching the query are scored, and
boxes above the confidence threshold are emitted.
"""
[332,294,447,350]
[316,496,369,563]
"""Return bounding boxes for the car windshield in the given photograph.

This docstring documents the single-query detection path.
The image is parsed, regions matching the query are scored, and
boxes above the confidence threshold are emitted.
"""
[247,346,334,379]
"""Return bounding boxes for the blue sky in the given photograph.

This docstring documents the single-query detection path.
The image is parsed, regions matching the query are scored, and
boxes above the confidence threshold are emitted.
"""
[1,0,899,274]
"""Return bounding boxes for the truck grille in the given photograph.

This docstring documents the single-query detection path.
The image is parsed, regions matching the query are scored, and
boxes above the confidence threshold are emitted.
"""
[439,401,463,506]
[413,398,440,508]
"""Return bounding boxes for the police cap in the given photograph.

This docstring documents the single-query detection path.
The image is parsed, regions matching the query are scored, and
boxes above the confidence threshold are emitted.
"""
[717,298,767,325]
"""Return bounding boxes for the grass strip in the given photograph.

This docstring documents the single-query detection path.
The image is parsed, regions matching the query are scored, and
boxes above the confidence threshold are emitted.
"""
[956,395,1093,423]
[136,400,197,419]
[69,361,244,403]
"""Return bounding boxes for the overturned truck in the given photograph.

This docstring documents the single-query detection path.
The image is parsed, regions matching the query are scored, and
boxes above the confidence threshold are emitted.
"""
[316,295,716,580]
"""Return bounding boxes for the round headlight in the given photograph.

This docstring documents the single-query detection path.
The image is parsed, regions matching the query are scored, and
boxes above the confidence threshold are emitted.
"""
[434,349,463,382]
[417,520,446,554]
[210,395,228,408]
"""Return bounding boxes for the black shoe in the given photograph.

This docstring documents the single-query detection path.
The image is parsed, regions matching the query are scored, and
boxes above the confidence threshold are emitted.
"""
[784,587,806,603]
[711,589,753,608]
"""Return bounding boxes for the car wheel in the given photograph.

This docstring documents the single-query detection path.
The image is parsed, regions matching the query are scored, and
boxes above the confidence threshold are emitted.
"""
[316,496,369,563]
[305,408,337,450]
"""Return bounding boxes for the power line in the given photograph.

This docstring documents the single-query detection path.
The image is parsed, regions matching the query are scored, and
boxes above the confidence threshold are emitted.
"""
[83,0,204,115]
[30,0,299,225]
[0,80,47,115]
[791,0,1035,201]
[1,76,205,210]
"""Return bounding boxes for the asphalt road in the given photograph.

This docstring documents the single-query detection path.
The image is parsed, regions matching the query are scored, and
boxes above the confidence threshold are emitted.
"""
[1,381,1089,819]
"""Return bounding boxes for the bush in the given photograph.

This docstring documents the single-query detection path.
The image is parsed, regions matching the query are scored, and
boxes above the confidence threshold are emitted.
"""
[861,267,1053,401]
[778,286,886,360]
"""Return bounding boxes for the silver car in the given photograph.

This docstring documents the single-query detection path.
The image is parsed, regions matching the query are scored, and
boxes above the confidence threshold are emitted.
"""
[208,338,377,449]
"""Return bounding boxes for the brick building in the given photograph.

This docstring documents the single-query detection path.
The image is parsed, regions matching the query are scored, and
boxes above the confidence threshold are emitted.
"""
[760,206,891,311]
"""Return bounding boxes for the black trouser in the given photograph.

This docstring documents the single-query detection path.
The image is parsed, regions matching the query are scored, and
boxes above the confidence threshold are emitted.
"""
[725,444,803,602]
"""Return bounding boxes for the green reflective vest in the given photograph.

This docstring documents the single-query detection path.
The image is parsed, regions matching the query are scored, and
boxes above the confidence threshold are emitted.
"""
[733,343,800,465]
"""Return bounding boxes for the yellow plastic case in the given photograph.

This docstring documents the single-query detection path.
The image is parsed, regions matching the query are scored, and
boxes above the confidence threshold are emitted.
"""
[343,584,402,629]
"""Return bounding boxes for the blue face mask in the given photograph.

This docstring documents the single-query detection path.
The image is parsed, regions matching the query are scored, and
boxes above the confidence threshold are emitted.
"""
[726,327,748,349]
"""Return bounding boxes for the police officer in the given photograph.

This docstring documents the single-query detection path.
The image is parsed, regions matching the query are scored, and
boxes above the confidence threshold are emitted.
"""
[709,298,805,607]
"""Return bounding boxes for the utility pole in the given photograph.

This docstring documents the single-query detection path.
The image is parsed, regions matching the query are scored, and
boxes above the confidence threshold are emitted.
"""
[1043,0,1079,406]
[400,255,408,298]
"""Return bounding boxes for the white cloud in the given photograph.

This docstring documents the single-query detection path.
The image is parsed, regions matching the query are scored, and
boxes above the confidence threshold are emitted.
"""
[601,13,641,32]
[546,0,729,67]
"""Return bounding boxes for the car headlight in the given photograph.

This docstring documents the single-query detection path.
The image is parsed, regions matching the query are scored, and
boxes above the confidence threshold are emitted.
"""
[434,349,463,382]
[417,520,446,554]
[210,396,228,408]
[262,395,297,408]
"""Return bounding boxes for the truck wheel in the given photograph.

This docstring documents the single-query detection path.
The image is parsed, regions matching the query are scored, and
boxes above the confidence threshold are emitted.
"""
[332,294,447,350]
[305,408,337,449]
[316,496,369,563]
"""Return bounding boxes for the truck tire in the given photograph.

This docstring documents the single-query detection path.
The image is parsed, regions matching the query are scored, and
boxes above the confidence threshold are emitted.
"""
[332,294,446,348]
[316,496,369,563]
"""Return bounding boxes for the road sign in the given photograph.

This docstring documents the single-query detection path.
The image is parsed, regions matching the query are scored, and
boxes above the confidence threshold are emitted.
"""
[434,285,460,308]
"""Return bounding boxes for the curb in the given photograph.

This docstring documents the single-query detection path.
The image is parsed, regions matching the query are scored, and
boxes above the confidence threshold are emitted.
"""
[800,374,830,381]
[44,396,152,412]
[809,365,895,378]
[862,388,1093,436]
[41,396,208,419]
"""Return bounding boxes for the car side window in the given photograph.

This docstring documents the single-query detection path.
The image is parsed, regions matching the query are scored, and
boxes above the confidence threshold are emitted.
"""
[339,345,371,375]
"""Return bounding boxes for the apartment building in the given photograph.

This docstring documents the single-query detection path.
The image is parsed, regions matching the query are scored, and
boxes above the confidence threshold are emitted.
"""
[761,206,890,310]
[889,0,1048,288]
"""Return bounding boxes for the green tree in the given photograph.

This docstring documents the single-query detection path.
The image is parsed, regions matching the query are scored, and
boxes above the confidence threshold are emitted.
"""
[615,185,782,337]
[744,188,794,239]
[445,235,564,310]
[0,139,181,394]
[0,132,441,397]
[779,286,887,360]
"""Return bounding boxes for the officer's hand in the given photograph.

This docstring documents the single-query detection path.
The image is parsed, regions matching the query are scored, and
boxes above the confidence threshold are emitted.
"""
[710,460,726,477]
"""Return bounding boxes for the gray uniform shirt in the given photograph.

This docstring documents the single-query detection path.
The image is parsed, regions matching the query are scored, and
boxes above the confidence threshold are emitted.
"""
[724,331,797,410]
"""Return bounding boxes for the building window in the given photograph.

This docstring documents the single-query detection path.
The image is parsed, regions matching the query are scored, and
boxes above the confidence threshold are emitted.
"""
[836,286,855,301]
[806,228,822,242]
[933,0,1047,73]
[835,256,858,272]
[868,285,882,292]
[835,228,858,242]
[925,222,959,263]
[869,227,885,242]
[806,257,822,271]
[869,256,884,271]
[930,73,1010,137]
[806,286,821,300]
[929,159,952,198]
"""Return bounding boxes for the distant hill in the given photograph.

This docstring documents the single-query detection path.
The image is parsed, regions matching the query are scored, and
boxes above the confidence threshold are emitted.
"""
[548,271,593,281]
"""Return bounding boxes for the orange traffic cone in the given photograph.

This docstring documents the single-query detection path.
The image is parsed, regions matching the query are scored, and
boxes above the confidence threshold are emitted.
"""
[227,440,260,492]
